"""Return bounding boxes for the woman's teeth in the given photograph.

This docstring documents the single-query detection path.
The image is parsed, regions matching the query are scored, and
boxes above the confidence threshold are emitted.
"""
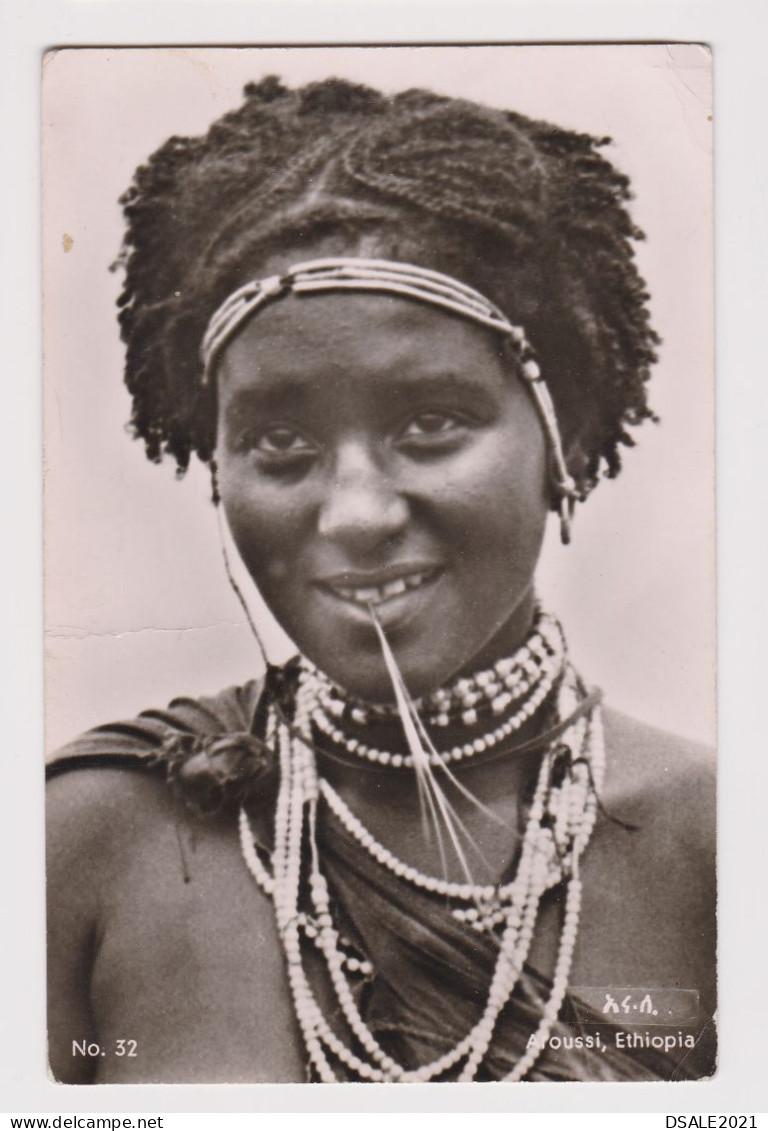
[334,572,432,606]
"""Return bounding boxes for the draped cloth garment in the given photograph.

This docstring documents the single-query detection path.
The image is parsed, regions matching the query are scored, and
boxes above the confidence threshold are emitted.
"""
[48,678,716,1082]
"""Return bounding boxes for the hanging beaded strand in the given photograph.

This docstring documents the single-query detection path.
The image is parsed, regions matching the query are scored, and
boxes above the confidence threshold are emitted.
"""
[205,261,597,1078]
[238,649,605,1083]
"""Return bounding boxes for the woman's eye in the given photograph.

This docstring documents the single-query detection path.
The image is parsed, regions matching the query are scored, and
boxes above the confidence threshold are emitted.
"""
[401,412,461,437]
[237,426,314,456]
[258,427,311,453]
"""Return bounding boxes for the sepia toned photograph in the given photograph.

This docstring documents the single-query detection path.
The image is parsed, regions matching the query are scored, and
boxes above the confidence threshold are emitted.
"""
[43,45,715,1085]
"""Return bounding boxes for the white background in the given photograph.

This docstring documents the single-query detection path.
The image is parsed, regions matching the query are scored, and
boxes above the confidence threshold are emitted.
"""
[3,0,768,1118]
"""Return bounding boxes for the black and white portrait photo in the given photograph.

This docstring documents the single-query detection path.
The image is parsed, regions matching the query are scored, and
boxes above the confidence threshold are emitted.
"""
[42,45,715,1086]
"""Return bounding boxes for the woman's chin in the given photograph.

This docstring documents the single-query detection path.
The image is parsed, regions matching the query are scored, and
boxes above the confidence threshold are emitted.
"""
[303,650,440,705]
[314,663,406,705]
[284,585,537,703]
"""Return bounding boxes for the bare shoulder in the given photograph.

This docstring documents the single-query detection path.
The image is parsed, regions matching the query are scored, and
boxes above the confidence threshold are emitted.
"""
[47,763,172,834]
[46,767,180,893]
[46,766,300,1083]
[571,709,717,1015]
[601,707,715,851]
[46,769,175,1082]
[46,764,270,908]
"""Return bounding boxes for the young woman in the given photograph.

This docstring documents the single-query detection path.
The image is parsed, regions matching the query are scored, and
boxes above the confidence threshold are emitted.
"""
[46,76,715,1084]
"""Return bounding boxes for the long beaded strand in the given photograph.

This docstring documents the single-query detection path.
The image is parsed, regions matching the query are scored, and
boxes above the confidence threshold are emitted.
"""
[238,658,604,1082]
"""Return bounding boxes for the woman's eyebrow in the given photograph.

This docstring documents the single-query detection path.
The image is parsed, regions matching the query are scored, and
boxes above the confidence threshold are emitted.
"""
[221,368,503,426]
[383,369,505,398]
[221,382,307,421]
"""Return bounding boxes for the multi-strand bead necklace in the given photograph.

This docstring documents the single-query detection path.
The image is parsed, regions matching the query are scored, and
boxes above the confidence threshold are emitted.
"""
[238,617,605,1082]
[304,608,566,768]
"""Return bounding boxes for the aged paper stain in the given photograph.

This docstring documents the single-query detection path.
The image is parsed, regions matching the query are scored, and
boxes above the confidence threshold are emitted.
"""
[62,233,73,253]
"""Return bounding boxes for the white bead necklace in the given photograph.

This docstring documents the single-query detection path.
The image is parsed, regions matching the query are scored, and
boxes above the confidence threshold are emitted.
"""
[238,658,605,1082]
[304,617,566,769]
[305,609,564,731]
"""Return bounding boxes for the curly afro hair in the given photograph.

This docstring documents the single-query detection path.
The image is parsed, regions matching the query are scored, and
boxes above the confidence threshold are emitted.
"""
[116,75,658,497]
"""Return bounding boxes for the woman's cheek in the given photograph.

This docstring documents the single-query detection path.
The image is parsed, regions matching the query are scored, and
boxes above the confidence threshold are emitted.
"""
[222,489,293,585]
[436,446,546,529]
[265,558,291,582]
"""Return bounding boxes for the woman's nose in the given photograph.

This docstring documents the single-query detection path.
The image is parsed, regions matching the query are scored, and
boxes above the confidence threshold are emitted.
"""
[317,440,409,553]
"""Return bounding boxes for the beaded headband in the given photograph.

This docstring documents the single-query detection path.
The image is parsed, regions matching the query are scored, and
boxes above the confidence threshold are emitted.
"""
[201,257,578,542]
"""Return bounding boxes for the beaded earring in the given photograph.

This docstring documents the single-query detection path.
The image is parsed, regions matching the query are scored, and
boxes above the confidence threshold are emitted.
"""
[559,491,576,546]
[210,458,221,506]
[210,455,270,671]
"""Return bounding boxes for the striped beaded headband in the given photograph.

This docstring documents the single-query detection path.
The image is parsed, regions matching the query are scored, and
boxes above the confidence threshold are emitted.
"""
[200,257,578,541]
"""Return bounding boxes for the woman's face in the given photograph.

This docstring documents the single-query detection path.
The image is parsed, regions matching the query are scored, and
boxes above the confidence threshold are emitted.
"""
[215,278,550,702]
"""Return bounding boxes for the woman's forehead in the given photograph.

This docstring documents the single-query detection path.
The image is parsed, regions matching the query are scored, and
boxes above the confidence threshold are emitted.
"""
[216,289,513,393]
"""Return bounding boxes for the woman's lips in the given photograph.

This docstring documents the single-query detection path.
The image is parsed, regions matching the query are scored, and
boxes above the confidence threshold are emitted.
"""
[316,566,443,610]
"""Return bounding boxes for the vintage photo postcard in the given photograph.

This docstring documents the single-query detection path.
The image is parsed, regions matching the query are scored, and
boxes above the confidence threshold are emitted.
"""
[43,44,714,1085]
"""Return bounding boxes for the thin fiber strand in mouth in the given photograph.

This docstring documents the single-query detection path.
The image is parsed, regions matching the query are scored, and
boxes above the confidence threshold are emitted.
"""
[367,602,500,892]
